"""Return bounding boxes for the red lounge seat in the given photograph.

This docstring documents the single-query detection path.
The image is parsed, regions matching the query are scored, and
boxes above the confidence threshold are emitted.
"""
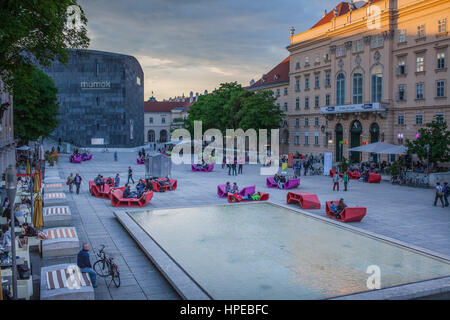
[191,164,214,172]
[325,201,366,222]
[266,177,300,189]
[150,178,177,192]
[329,169,336,177]
[136,158,145,165]
[348,170,361,180]
[110,188,153,207]
[89,178,115,199]
[227,192,269,203]
[368,173,381,183]
[286,191,321,209]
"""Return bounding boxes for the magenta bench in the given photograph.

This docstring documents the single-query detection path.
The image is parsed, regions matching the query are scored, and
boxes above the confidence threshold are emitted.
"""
[266,177,300,189]
[217,185,255,198]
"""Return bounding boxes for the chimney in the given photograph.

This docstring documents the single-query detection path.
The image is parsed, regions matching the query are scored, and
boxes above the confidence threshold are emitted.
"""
[195,92,199,101]
[323,9,327,18]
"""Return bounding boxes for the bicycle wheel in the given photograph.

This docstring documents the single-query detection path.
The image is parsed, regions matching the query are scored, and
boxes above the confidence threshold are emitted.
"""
[93,259,110,277]
[112,269,121,288]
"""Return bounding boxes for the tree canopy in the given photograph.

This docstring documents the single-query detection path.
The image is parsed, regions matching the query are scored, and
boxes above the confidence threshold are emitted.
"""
[0,0,89,89]
[12,66,60,143]
[185,82,284,135]
[406,120,450,167]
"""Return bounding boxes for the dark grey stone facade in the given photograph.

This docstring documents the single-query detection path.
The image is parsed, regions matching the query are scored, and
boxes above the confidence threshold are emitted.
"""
[42,49,144,147]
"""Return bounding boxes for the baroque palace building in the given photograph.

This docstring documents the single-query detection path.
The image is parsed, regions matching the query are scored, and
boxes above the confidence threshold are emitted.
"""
[281,0,449,163]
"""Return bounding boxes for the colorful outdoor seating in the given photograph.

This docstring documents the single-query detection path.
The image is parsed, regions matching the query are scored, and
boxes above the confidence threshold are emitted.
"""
[217,185,255,198]
[368,173,382,183]
[82,153,92,161]
[325,201,367,222]
[286,191,321,209]
[329,170,343,178]
[348,170,361,180]
[69,154,82,163]
[89,178,114,199]
[136,158,145,165]
[150,178,177,192]
[191,164,214,172]
[266,177,300,189]
[227,192,269,203]
[110,188,153,207]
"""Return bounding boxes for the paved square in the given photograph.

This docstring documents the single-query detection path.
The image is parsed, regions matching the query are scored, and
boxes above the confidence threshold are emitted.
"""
[45,149,450,300]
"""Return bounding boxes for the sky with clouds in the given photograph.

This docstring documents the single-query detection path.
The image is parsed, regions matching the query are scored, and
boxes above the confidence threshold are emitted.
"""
[77,0,337,100]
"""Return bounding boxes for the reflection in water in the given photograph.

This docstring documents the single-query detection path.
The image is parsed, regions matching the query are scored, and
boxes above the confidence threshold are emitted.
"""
[130,203,450,300]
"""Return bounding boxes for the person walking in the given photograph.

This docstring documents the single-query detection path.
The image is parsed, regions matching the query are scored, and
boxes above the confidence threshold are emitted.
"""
[74,173,82,194]
[332,173,340,192]
[127,166,135,184]
[114,151,118,162]
[343,172,349,191]
[77,243,97,288]
[443,182,449,207]
[227,163,231,176]
[434,182,445,207]
[238,163,243,175]
[231,161,237,176]
[114,174,120,188]
[67,173,75,193]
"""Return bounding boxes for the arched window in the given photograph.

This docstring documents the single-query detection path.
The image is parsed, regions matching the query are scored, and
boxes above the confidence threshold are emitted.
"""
[352,71,363,104]
[148,130,155,143]
[371,65,383,103]
[160,130,168,143]
[336,73,346,105]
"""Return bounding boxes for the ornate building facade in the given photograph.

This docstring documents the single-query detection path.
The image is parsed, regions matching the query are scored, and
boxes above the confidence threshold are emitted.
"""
[0,77,15,177]
[286,0,449,163]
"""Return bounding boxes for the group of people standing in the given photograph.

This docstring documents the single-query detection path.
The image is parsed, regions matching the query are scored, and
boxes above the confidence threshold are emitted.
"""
[434,182,450,208]
[223,157,243,176]
[66,173,83,194]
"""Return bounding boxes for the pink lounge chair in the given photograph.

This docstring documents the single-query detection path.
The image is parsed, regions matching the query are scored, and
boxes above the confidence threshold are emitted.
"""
[325,201,366,222]
[86,154,92,161]
[286,191,321,209]
[228,192,269,203]
[110,188,153,207]
[266,177,300,189]
[136,158,145,165]
[217,185,255,198]
[191,164,214,172]
[70,154,82,163]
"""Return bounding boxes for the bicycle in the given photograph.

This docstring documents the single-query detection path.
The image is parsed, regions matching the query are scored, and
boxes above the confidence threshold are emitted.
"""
[93,245,121,288]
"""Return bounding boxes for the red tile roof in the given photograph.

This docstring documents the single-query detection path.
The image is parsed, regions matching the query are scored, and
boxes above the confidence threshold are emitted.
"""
[248,57,290,90]
[144,100,194,113]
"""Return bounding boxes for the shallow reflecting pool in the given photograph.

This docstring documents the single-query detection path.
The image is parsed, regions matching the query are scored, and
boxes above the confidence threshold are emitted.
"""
[129,202,450,299]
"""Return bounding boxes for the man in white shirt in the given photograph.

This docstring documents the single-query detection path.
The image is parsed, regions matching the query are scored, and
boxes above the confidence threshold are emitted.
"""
[434,182,445,207]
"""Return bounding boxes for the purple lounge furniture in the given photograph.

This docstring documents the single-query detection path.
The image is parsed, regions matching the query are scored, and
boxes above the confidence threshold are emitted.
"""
[192,164,214,172]
[266,177,300,189]
[217,185,255,198]
[136,158,145,165]
[70,154,82,163]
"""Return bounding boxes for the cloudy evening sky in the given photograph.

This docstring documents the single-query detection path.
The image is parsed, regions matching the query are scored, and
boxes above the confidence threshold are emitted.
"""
[77,0,337,100]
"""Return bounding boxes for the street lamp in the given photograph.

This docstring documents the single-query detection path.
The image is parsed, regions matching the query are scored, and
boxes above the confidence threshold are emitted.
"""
[5,165,17,299]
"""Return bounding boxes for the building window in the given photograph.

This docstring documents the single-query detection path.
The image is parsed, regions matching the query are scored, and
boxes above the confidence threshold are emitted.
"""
[416,83,425,99]
[353,39,364,53]
[324,53,330,62]
[436,113,444,123]
[137,77,141,86]
[276,88,280,97]
[352,71,363,104]
[437,52,446,69]
[371,65,383,103]
[398,29,407,43]
[296,118,300,127]
[397,56,406,75]
[295,133,300,145]
[305,57,310,66]
[336,72,346,105]
[416,56,424,72]
[304,132,309,145]
[314,132,319,146]
[284,102,288,111]
[371,35,384,48]
[416,114,423,125]
[276,102,280,108]
[305,76,310,90]
[315,74,320,89]
[336,45,345,58]
[417,24,426,39]
[296,98,300,110]
[162,117,166,124]
[397,114,405,126]
[295,79,300,91]
[305,117,309,127]
[325,71,331,87]
[305,97,310,109]
[284,87,288,96]
[314,117,319,127]
[315,96,319,108]
[437,80,446,98]
[326,94,330,106]
[149,117,153,124]
[398,85,406,101]
[438,18,447,34]
[295,62,301,70]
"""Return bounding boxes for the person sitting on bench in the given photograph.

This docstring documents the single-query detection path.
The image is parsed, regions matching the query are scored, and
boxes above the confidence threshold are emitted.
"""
[158,177,172,192]
[334,199,347,219]
[246,192,262,201]
[144,179,154,192]
[273,174,280,184]
[136,180,146,198]
[123,185,137,198]
[94,174,105,192]
[106,177,113,186]
[231,182,239,194]
[225,182,231,194]
[278,175,287,189]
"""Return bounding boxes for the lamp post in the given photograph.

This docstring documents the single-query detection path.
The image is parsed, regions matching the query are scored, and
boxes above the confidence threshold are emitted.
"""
[5,165,17,299]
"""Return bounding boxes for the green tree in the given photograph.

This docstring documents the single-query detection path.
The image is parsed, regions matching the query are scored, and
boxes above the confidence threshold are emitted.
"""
[12,66,60,143]
[406,120,450,167]
[0,0,89,88]
[185,82,284,135]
